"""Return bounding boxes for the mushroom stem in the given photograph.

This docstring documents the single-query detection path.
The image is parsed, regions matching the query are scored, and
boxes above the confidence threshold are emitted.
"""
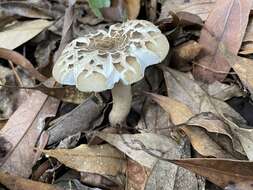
[109,81,132,126]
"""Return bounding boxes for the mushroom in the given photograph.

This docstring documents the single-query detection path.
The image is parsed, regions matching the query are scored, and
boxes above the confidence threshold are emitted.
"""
[53,20,169,126]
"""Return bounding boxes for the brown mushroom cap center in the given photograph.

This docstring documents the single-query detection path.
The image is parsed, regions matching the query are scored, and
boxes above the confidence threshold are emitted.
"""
[90,33,129,53]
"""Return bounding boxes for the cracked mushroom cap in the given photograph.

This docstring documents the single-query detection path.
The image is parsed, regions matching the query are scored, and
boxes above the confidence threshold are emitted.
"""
[53,20,169,92]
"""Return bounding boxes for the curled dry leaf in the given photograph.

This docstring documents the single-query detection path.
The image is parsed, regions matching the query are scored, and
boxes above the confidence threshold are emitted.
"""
[147,93,243,158]
[0,2,52,19]
[163,67,253,160]
[159,0,216,21]
[0,19,53,50]
[0,48,47,82]
[42,144,126,176]
[169,158,253,189]
[162,67,245,123]
[206,81,242,101]
[193,0,252,83]
[219,44,253,95]
[0,171,63,190]
[186,112,244,156]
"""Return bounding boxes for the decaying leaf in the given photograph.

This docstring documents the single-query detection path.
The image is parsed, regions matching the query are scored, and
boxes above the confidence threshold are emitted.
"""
[160,0,216,21]
[97,133,182,169]
[0,91,59,177]
[0,2,52,19]
[163,67,245,123]
[0,171,63,190]
[186,112,244,156]
[47,97,104,145]
[0,19,53,50]
[43,144,126,176]
[193,0,252,82]
[126,159,150,190]
[147,93,243,158]
[169,158,253,189]
[97,132,199,190]
[145,92,193,125]
[206,81,242,101]
[0,48,47,82]
[220,44,253,95]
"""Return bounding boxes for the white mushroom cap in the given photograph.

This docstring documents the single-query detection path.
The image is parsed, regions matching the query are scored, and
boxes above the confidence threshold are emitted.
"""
[53,20,169,92]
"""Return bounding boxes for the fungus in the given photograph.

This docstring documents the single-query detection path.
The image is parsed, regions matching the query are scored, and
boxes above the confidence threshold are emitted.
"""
[53,20,169,126]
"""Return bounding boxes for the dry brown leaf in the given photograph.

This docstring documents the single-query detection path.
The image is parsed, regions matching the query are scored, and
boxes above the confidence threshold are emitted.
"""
[0,48,47,82]
[0,19,53,50]
[47,97,104,145]
[97,133,182,169]
[181,126,234,158]
[145,92,193,125]
[126,159,150,190]
[147,93,240,158]
[193,0,252,83]
[0,2,52,19]
[43,144,126,176]
[163,67,245,123]
[169,158,253,189]
[0,171,63,190]
[54,0,76,60]
[206,81,242,101]
[163,67,253,160]
[134,102,199,190]
[160,0,216,21]
[186,112,244,156]
[0,120,6,130]
[0,90,59,177]
[220,44,253,95]
[97,132,199,190]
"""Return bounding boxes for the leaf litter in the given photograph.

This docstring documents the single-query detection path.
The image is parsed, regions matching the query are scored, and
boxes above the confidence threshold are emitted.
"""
[1,0,253,190]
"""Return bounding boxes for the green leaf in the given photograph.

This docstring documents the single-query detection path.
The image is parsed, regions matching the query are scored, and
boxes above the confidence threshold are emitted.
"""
[88,0,111,18]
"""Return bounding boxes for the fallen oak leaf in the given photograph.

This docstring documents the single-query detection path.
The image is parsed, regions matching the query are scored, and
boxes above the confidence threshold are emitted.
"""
[193,0,252,83]
[0,171,63,190]
[0,48,47,82]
